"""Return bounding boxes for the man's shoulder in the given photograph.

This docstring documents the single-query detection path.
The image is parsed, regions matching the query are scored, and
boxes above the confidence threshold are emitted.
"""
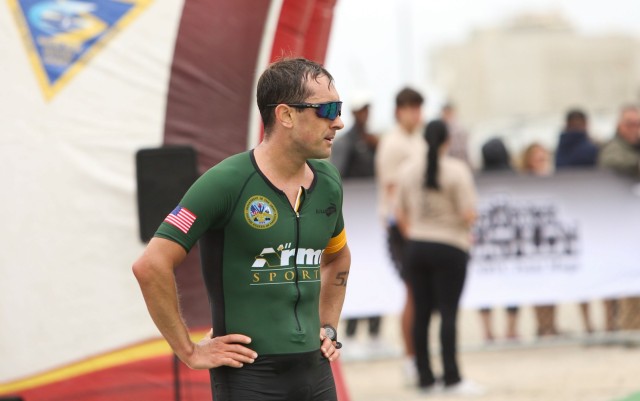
[377,127,409,157]
[310,159,342,185]
[199,151,255,186]
[208,151,251,171]
[600,136,634,158]
[378,126,403,143]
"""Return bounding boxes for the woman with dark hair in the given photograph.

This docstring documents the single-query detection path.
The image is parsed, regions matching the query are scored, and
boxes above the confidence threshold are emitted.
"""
[396,120,481,395]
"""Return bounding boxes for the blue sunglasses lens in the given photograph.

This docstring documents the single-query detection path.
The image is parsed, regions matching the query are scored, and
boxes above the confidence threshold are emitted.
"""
[317,102,342,120]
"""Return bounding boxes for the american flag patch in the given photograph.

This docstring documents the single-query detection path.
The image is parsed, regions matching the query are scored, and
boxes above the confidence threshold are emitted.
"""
[164,206,196,234]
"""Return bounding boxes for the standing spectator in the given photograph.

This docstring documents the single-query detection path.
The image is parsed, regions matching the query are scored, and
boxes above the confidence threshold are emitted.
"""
[521,143,553,176]
[441,102,470,164]
[375,87,426,383]
[554,108,599,334]
[599,105,640,178]
[331,94,386,357]
[598,105,640,331]
[331,92,378,178]
[555,109,599,168]
[481,137,512,171]
[520,143,559,337]
[396,120,481,395]
[477,137,520,343]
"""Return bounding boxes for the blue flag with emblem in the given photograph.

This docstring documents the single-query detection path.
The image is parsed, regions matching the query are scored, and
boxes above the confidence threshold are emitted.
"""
[10,0,151,99]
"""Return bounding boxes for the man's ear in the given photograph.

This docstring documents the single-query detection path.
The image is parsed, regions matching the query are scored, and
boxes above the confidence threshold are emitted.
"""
[275,104,294,129]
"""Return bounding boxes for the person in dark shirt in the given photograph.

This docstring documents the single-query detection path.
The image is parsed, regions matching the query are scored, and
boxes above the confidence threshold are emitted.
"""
[331,94,378,178]
[554,108,599,334]
[555,109,599,169]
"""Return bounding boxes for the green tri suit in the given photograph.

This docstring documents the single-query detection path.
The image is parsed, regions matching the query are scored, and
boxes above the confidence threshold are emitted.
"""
[155,150,346,358]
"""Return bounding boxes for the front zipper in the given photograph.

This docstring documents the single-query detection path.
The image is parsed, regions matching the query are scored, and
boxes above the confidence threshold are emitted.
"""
[290,187,305,332]
[292,209,302,332]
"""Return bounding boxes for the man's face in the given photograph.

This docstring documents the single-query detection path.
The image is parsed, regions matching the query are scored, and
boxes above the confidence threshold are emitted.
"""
[396,104,422,133]
[290,75,344,159]
[352,106,369,127]
[617,109,640,145]
[567,117,587,132]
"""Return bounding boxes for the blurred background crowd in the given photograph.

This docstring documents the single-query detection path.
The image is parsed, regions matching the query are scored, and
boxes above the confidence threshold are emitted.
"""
[325,5,640,394]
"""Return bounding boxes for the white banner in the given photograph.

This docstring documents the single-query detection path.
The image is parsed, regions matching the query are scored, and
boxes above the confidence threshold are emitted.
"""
[340,171,640,318]
[464,169,640,308]
[0,0,184,382]
[341,179,406,318]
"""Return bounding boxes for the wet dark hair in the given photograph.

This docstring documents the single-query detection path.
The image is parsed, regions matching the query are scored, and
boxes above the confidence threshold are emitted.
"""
[424,119,449,189]
[395,87,424,108]
[257,57,334,133]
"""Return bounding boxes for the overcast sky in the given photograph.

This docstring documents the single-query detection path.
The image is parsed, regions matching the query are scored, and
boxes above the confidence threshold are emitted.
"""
[325,0,640,131]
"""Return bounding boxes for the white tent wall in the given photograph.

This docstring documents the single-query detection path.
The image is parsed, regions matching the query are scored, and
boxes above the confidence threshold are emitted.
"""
[0,0,185,382]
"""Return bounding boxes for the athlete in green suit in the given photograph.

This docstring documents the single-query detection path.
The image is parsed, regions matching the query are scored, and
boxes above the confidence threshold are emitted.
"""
[133,57,351,400]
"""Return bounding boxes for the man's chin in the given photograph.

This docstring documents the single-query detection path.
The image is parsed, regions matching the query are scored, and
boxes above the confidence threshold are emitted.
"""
[309,149,331,160]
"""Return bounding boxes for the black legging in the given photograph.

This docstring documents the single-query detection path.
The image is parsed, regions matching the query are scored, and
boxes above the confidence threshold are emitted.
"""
[405,240,468,387]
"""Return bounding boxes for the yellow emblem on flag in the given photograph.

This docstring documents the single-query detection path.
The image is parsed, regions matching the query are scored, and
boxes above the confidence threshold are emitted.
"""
[8,0,152,100]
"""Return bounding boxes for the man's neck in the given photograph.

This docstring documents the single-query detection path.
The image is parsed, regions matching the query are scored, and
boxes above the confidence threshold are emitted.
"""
[254,140,309,182]
[398,123,416,135]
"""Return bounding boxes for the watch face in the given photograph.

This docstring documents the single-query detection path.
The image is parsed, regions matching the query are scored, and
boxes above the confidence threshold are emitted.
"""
[324,326,337,341]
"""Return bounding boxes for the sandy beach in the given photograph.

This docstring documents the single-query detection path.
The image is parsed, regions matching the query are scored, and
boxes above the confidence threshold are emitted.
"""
[339,304,640,401]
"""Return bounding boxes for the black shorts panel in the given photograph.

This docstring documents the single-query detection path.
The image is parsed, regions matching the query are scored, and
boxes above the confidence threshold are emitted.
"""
[210,350,337,401]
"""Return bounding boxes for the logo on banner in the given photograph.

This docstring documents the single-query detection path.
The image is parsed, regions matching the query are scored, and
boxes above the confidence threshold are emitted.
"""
[9,0,152,99]
[472,196,580,273]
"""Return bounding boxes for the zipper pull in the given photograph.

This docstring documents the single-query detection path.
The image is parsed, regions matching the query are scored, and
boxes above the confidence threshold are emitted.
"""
[294,187,304,217]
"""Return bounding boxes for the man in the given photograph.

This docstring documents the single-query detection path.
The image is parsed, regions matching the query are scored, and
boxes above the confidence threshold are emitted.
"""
[331,92,378,178]
[599,105,640,178]
[555,108,599,168]
[554,108,599,334]
[374,87,426,383]
[598,105,640,331]
[132,58,351,401]
[440,102,470,164]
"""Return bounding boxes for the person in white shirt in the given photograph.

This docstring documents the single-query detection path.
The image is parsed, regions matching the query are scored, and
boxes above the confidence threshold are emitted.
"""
[374,87,425,382]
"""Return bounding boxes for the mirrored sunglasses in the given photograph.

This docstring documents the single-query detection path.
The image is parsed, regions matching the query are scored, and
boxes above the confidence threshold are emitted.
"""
[267,101,343,120]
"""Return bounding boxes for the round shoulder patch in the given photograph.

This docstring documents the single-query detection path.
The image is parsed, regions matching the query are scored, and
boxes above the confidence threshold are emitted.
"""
[245,195,278,229]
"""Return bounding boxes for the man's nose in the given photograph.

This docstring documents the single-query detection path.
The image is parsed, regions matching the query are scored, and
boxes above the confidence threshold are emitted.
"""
[332,116,345,130]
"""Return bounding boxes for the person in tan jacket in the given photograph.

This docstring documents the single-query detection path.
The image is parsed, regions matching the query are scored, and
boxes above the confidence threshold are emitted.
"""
[396,120,482,395]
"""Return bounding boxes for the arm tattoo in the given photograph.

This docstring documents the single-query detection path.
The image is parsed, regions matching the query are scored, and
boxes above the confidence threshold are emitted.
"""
[334,271,349,287]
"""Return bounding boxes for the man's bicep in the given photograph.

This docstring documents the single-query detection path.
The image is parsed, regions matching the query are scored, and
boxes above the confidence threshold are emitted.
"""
[145,237,188,268]
[321,242,350,269]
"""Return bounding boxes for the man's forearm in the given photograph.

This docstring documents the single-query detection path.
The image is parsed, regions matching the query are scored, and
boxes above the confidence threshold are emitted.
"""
[133,258,194,361]
[319,245,351,328]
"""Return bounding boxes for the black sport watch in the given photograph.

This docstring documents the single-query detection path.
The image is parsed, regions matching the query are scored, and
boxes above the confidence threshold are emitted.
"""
[322,324,342,349]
